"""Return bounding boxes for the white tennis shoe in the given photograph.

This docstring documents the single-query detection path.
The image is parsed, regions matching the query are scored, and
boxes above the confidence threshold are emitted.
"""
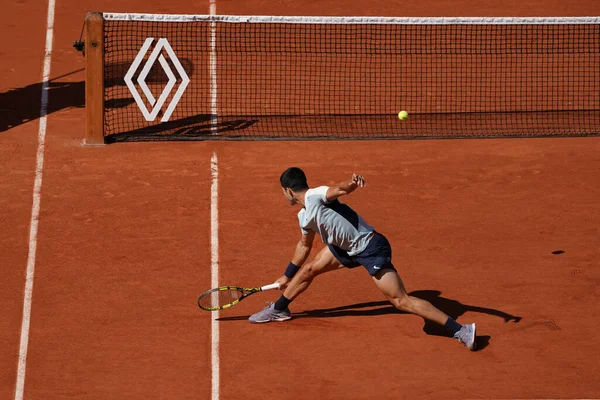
[249,302,292,324]
[454,323,477,351]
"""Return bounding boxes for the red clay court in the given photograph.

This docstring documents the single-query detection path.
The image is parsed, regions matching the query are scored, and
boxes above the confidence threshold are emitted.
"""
[1,0,600,399]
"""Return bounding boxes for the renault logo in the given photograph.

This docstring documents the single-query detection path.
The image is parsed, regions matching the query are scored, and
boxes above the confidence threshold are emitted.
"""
[124,38,190,122]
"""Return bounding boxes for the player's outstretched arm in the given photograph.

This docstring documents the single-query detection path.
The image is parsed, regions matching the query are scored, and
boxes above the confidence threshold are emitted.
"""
[325,173,366,202]
[276,231,315,290]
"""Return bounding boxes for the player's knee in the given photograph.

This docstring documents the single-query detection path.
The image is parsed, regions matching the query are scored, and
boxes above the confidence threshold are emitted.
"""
[390,295,413,312]
[299,262,318,280]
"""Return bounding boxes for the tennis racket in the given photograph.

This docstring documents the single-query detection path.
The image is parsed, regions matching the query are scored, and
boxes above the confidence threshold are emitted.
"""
[197,283,280,311]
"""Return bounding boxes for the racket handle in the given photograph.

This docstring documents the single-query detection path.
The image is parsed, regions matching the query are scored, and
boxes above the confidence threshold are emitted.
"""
[260,283,280,291]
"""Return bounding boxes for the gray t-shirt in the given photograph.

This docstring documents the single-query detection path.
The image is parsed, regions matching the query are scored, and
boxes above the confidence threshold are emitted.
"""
[297,186,374,256]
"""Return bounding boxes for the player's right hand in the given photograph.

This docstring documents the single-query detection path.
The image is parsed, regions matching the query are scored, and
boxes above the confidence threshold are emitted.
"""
[275,275,291,290]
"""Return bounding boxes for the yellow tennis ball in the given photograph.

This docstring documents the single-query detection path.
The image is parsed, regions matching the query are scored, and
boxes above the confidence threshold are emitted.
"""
[398,110,408,120]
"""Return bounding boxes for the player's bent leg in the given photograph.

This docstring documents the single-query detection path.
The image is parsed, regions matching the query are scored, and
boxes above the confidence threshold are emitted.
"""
[372,269,449,326]
[284,246,343,301]
[249,247,342,324]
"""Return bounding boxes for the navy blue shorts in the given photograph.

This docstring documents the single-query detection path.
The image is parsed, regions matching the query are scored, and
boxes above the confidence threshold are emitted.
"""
[328,231,396,276]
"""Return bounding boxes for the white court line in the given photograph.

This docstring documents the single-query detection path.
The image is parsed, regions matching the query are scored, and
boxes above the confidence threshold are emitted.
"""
[15,0,56,398]
[210,1,219,395]
[209,0,218,134]
[210,151,219,400]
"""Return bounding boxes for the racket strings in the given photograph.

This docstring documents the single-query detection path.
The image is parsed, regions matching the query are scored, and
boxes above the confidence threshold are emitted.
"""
[199,288,244,309]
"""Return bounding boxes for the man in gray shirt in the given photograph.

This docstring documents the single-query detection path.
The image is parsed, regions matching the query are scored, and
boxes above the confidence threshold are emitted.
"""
[249,167,477,350]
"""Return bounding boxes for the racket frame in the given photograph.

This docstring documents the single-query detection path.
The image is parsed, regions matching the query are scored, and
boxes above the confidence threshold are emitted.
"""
[197,282,280,311]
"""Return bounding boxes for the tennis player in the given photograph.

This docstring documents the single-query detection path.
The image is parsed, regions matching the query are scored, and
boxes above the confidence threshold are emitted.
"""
[249,167,477,350]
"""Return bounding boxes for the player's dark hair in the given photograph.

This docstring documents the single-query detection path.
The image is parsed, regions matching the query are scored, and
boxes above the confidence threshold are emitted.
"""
[280,167,309,191]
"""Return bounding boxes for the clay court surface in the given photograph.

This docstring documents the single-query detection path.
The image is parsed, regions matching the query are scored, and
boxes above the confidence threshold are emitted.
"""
[2,0,600,399]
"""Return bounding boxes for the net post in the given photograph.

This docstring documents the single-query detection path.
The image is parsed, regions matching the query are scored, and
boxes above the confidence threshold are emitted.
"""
[84,12,105,145]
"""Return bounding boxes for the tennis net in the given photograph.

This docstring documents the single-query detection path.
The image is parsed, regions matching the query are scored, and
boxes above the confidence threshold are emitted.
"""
[90,14,600,142]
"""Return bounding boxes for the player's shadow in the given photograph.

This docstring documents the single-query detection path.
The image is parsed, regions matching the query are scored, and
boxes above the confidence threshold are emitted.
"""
[217,290,522,351]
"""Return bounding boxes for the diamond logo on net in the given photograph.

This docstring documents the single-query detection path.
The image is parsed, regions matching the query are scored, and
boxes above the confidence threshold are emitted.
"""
[124,38,190,122]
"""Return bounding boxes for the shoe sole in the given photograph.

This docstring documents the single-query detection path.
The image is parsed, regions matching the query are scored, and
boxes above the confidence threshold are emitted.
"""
[249,315,292,324]
[468,323,477,351]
